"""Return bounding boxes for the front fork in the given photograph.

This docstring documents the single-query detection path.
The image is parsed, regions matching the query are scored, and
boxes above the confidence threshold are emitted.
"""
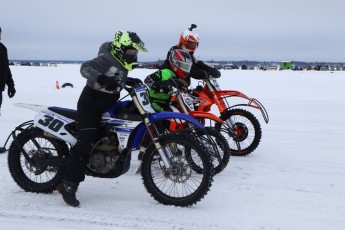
[143,117,173,169]
[221,113,242,151]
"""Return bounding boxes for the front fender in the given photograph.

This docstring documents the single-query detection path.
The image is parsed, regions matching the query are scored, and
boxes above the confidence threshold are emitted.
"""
[216,90,251,99]
[188,111,225,124]
[150,111,205,129]
[216,90,269,123]
[129,112,206,149]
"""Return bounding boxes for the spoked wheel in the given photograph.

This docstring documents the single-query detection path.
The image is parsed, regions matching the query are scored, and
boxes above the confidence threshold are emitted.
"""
[185,127,231,175]
[141,133,214,207]
[216,108,262,156]
[8,127,69,193]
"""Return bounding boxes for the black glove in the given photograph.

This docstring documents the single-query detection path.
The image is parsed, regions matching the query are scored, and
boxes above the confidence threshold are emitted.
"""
[97,74,121,91]
[126,77,143,87]
[195,85,203,91]
[208,67,221,78]
[8,86,16,98]
[152,81,172,93]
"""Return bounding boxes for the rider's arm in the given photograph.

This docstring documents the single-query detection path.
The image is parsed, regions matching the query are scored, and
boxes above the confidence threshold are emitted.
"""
[144,71,161,88]
[193,59,221,78]
[145,70,175,93]
[80,60,101,83]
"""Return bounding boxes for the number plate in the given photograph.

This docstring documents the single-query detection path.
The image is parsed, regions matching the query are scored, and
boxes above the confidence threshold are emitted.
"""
[211,79,221,90]
[181,92,195,111]
[34,111,77,145]
[134,86,156,113]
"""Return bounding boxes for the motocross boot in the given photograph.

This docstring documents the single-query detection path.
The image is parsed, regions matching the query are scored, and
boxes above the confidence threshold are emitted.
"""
[57,180,80,207]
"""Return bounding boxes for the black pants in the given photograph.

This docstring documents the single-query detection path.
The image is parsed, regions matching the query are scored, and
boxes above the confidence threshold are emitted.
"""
[0,91,3,108]
[63,85,119,183]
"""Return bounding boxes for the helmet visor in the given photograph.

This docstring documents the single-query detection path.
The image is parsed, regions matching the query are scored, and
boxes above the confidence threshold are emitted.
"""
[186,41,198,49]
[125,48,138,56]
[132,42,148,52]
[176,60,192,73]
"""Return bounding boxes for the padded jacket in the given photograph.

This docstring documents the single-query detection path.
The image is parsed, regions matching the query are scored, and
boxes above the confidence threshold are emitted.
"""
[80,42,128,94]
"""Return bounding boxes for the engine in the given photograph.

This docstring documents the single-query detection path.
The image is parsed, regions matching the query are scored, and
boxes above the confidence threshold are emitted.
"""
[87,137,120,174]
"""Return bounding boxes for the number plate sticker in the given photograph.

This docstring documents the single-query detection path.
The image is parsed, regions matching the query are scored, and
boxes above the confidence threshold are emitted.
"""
[211,79,221,90]
[34,111,77,145]
[134,86,156,113]
[181,93,195,111]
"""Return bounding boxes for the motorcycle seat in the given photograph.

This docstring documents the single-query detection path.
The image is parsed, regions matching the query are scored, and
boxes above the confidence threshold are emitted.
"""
[48,106,78,120]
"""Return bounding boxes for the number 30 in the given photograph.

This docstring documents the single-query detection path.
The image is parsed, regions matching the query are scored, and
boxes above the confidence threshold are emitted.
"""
[38,115,64,132]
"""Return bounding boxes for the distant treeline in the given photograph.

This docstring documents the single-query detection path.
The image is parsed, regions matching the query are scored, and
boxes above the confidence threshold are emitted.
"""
[9,60,345,71]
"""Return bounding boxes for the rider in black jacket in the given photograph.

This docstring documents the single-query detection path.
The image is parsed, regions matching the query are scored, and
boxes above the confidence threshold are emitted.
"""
[160,24,221,87]
[57,30,147,207]
[0,26,16,117]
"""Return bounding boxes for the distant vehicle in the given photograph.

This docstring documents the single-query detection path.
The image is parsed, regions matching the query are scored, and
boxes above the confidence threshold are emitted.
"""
[320,65,328,71]
[21,62,31,66]
[223,64,238,70]
[30,62,40,66]
[329,65,340,71]
[314,65,321,71]
[256,64,267,70]
[279,61,293,70]
[240,64,248,70]
[302,66,311,71]
[267,64,277,71]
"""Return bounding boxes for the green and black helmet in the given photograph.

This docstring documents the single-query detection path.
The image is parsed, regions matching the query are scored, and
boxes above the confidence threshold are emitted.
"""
[111,30,147,71]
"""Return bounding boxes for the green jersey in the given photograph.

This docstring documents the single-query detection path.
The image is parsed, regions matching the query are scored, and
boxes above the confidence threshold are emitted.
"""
[144,68,176,112]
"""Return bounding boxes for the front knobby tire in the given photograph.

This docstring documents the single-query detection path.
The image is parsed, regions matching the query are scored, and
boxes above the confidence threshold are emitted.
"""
[185,127,231,175]
[203,127,231,174]
[141,133,214,207]
[7,127,69,193]
[216,108,262,156]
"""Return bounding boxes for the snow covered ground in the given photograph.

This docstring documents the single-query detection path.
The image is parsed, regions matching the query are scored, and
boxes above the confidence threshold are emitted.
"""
[1,64,345,230]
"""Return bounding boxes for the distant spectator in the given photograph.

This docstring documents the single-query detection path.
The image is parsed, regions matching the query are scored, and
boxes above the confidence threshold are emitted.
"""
[0,26,16,117]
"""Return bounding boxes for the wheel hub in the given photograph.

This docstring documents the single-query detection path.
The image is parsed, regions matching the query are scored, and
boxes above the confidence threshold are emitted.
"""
[165,157,191,183]
[233,123,249,142]
[26,148,54,175]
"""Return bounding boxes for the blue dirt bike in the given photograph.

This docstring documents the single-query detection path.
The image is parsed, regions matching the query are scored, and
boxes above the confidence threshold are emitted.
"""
[5,82,215,207]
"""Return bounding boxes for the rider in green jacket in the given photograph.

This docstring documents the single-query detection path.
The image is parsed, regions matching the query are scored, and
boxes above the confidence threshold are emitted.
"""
[144,49,192,111]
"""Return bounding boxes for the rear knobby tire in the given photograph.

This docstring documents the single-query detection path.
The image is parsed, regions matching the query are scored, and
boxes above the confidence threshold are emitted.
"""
[7,127,69,193]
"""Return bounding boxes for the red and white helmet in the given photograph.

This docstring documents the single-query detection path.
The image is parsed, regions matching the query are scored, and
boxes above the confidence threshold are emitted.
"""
[168,49,192,79]
[179,25,201,52]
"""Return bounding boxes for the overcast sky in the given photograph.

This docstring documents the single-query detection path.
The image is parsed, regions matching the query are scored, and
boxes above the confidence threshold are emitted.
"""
[1,0,344,62]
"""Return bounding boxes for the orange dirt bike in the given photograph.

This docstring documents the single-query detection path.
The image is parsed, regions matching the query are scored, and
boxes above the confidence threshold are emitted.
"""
[190,76,269,156]
[169,87,231,174]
